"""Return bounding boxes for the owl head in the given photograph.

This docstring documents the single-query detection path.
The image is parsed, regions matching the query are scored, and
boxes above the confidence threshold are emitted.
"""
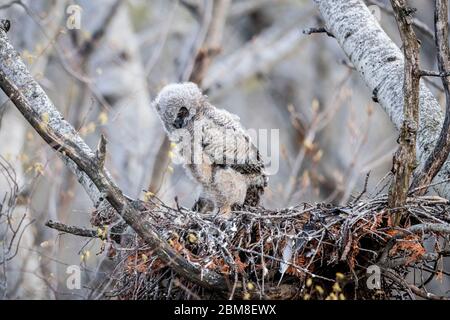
[153,82,205,133]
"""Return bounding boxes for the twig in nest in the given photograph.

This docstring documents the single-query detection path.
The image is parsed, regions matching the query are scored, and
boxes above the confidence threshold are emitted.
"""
[352,171,371,204]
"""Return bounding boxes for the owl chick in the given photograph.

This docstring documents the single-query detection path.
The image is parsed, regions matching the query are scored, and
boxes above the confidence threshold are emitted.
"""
[153,82,268,216]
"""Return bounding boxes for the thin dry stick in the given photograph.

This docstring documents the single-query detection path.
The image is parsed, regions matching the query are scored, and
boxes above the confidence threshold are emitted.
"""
[388,0,421,226]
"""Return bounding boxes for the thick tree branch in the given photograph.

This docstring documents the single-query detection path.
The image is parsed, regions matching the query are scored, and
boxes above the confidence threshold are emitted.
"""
[45,220,99,238]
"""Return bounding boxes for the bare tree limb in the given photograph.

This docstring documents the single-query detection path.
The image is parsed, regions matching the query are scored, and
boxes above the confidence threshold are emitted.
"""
[408,284,450,300]
[189,0,231,85]
[96,134,107,169]
[77,0,122,58]
[45,220,123,243]
[45,220,99,238]
[203,11,309,96]
[420,70,450,77]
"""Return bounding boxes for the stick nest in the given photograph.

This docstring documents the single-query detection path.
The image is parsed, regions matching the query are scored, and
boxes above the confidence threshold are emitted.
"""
[103,195,450,300]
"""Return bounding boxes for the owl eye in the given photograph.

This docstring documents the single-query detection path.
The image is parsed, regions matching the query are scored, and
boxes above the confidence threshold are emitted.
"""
[173,107,190,129]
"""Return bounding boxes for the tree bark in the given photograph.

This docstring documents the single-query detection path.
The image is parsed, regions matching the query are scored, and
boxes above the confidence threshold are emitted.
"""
[411,0,450,193]
[388,0,420,225]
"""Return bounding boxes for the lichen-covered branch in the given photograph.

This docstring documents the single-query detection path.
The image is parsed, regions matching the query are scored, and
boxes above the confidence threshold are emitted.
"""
[45,220,99,238]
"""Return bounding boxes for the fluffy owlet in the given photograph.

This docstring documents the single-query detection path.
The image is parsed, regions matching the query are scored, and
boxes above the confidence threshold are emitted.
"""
[153,82,268,216]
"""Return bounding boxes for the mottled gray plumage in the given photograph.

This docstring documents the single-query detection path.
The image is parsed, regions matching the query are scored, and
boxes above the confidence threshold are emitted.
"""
[153,82,267,215]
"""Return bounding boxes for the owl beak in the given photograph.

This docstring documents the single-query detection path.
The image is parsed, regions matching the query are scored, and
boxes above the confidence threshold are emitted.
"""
[173,106,190,129]
[173,116,185,129]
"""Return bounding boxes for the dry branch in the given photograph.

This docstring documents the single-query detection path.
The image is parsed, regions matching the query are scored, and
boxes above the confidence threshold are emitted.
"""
[203,10,308,97]
[388,0,420,225]
[189,0,231,86]
[303,27,334,37]
[45,220,99,239]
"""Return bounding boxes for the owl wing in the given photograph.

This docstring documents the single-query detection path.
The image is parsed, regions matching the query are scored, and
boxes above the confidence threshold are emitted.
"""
[202,111,266,181]
[229,137,265,175]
